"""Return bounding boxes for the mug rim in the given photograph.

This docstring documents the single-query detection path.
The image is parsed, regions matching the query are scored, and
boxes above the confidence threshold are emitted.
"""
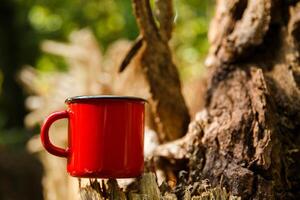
[65,95,147,104]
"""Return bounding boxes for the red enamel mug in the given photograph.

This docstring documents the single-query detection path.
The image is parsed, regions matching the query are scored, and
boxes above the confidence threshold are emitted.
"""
[40,95,146,178]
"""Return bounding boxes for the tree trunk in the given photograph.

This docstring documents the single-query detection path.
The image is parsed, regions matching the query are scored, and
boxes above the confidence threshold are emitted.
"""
[147,0,300,199]
[184,0,300,199]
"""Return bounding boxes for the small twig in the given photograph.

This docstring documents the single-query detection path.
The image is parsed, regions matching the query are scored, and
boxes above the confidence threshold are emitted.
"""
[119,37,143,72]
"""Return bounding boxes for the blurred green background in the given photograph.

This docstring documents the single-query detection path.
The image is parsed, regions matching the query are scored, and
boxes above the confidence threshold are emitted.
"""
[0,0,213,147]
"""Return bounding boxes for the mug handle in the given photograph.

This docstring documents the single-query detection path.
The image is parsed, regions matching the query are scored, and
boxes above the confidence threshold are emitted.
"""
[40,110,69,158]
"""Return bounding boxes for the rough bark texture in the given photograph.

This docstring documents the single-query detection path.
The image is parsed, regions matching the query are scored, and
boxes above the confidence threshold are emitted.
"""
[185,0,300,199]
[120,0,190,142]
[153,0,300,199]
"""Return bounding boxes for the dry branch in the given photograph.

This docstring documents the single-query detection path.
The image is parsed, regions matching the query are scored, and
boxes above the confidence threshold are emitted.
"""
[122,0,190,142]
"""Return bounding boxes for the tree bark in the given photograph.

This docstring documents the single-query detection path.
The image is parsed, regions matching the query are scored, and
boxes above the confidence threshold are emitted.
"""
[178,0,300,199]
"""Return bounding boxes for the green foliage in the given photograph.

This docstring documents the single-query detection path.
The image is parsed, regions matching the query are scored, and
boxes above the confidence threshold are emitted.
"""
[14,0,140,75]
[21,0,138,47]
[172,0,213,80]
[36,54,68,72]
[0,128,33,148]
[15,0,213,77]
